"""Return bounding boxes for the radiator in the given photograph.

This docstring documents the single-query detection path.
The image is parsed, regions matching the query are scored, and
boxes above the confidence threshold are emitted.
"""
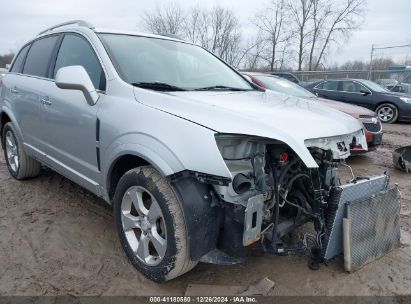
[322,175,390,261]
[343,185,401,272]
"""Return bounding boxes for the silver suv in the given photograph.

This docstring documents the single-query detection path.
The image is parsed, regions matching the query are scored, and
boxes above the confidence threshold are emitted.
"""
[0,21,395,281]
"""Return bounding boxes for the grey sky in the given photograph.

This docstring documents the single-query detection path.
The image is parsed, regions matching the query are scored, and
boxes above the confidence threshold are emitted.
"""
[0,0,410,66]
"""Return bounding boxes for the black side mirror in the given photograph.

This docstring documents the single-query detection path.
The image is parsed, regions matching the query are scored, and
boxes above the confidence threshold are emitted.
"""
[360,89,371,96]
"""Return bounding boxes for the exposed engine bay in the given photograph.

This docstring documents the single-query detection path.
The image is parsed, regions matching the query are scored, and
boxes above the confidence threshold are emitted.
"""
[210,132,399,270]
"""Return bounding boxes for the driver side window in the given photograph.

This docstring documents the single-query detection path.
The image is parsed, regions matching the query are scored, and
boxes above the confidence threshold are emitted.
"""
[54,34,106,91]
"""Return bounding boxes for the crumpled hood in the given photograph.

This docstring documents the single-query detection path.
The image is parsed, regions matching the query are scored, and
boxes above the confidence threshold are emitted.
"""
[133,89,365,168]
[133,89,363,140]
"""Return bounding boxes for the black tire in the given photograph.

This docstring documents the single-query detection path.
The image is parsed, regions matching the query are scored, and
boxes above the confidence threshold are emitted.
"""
[2,122,41,179]
[113,166,197,282]
[375,103,399,123]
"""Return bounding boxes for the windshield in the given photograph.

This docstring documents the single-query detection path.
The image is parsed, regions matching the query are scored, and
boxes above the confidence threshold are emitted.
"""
[99,34,253,91]
[360,79,389,92]
[253,75,315,98]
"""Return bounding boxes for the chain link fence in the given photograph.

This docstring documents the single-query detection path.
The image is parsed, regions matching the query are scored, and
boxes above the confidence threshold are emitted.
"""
[291,68,411,93]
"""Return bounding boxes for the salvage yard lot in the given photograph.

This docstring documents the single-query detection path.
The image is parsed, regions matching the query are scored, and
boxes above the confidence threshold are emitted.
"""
[0,123,410,296]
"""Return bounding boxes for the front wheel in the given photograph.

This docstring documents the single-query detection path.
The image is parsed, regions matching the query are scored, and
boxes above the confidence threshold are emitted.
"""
[376,103,398,123]
[113,166,197,282]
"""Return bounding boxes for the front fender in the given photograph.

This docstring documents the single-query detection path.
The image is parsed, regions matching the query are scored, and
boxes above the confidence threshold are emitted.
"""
[102,133,186,193]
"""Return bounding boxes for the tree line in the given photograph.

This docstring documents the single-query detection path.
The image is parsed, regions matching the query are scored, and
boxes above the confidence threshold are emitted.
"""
[0,53,14,69]
[3,0,409,72]
[142,0,367,71]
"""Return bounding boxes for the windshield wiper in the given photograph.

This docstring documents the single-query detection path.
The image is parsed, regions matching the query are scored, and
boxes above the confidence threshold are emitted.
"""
[132,82,186,91]
[192,85,250,91]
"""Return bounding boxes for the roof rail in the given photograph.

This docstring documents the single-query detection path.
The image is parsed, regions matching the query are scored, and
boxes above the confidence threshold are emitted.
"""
[159,33,184,40]
[38,20,94,36]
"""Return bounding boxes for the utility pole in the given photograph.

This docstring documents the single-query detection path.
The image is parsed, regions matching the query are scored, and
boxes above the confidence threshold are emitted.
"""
[368,44,374,80]
[368,43,411,80]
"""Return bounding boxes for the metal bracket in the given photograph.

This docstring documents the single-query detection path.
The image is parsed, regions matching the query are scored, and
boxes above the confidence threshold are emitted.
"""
[243,194,264,246]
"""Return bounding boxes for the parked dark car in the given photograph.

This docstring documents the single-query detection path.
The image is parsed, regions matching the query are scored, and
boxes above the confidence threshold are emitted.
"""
[243,72,383,153]
[307,79,411,123]
[270,72,300,84]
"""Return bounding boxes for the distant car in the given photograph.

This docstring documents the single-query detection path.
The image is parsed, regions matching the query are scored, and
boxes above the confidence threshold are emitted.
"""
[270,72,300,84]
[243,72,383,153]
[308,79,411,123]
[375,78,410,94]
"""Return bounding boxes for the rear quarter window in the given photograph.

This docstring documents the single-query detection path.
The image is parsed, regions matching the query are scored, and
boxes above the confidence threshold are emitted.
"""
[10,44,30,74]
[23,36,59,78]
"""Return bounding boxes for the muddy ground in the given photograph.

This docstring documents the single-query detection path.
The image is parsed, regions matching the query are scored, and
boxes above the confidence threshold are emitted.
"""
[0,123,410,296]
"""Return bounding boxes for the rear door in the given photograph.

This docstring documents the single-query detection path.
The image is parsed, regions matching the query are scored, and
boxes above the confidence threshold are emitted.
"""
[5,36,59,157]
[313,80,340,100]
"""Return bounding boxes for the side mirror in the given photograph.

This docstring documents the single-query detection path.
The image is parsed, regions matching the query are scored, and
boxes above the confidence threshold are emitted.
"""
[5,64,10,70]
[360,89,371,96]
[55,66,99,106]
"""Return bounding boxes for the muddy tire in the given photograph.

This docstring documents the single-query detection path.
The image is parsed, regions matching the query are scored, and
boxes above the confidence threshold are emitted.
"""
[376,103,398,123]
[2,122,41,179]
[113,166,197,282]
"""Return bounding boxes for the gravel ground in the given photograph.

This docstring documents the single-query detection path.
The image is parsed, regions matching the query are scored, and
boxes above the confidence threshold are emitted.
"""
[0,123,410,296]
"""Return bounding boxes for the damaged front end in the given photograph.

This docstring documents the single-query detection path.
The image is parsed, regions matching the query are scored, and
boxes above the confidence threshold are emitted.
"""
[187,130,401,271]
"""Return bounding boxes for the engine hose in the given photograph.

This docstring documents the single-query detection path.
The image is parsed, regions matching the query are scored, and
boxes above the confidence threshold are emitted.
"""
[282,173,310,204]
[278,158,299,187]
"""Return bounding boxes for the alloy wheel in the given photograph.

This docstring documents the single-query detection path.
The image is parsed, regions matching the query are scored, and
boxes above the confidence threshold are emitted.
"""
[377,106,394,122]
[5,131,19,172]
[121,186,167,266]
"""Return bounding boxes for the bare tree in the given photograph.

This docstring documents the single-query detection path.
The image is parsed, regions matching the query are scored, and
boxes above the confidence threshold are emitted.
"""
[311,0,366,70]
[253,0,293,71]
[184,6,243,66]
[142,3,186,36]
[140,0,367,71]
[237,33,267,70]
[307,0,331,70]
[288,0,314,71]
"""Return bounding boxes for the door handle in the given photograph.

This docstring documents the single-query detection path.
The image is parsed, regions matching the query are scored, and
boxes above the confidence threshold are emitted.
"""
[40,97,52,106]
[10,88,19,94]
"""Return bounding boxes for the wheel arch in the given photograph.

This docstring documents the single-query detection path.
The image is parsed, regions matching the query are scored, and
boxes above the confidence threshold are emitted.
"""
[0,111,11,136]
[106,153,151,202]
[104,141,186,203]
[374,101,398,111]
[0,109,21,149]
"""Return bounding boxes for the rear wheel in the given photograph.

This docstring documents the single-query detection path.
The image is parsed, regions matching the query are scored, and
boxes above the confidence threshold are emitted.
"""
[113,166,197,282]
[376,103,398,123]
[2,122,41,179]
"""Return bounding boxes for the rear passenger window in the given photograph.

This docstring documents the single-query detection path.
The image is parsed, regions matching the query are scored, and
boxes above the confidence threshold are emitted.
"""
[23,36,58,77]
[54,34,106,91]
[321,81,338,91]
[10,44,30,74]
